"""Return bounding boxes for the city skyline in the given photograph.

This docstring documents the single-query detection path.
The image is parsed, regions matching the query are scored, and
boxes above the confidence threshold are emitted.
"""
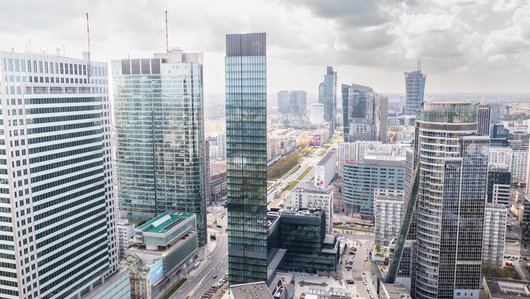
[1,1,530,96]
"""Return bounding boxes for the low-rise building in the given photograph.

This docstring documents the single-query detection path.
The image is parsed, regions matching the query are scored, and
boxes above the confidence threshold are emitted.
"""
[483,203,507,268]
[117,217,135,258]
[374,189,405,246]
[315,150,337,189]
[287,183,333,232]
[123,212,199,299]
[483,277,530,299]
[84,267,131,299]
[267,209,339,275]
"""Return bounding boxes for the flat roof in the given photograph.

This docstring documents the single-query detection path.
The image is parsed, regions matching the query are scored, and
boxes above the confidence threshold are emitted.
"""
[484,276,530,299]
[317,150,335,166]
[137,211,194,234]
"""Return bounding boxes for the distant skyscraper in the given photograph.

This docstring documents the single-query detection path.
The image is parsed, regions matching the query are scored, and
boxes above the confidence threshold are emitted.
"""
[289,90,307,117]
[478,104,491,136]
[388,103,489,299]
[342,84,388,143]
[112,49,207,245]
[318,66,337,133]
[277,90,289,115]
[404,62,426,116]
[225,32,268,284]
[0,51,118,298]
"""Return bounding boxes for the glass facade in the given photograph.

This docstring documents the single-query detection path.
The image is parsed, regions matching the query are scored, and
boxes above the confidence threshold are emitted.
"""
[404,69,426,116]
[112,52,207,246]
[225,33,268,285]
[318,66,337,133]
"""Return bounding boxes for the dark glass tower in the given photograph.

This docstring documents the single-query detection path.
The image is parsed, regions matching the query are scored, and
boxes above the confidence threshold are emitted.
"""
[225,33,268,284]
[318,66,337,133]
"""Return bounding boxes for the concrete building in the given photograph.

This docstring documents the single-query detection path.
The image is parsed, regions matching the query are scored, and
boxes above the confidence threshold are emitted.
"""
[116,217,135,258]
[337,141,406,174]
[287,183,333,232]
[226,32,268,284]
[512,149,528,183]
[310,103,325,125]
[314,150,337,189]
[318,66,337,133]
[112,49,207,245]
[483,277,530,299]
[0,51,118,298]
[229,282,274,299]
[374,189,405,246]
[403,64,426,116]
[343,155,405,216]
[123,211,199,299]
[267,128,299,163]
[483,203,507,269]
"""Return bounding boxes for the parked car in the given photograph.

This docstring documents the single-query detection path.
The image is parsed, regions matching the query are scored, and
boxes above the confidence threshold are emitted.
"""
[346,279,354,284]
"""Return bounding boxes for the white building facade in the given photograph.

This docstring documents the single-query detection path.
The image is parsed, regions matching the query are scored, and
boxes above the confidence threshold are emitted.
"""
[0,51,118,298]
[315,150,337,189]
[482,203,507,269]
[374,189,405,246]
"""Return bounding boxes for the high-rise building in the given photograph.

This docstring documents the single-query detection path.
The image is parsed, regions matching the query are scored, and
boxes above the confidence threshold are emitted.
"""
[404,63,426,116]
[318,66,337,133]
[112,49,207,246]
[388,103,489,299]
[342,84,388,143]
[289,90,307,117]
[487,166,511,206]
[277,90,289,115]
[482,203,507,269]
[310,103,325,125]
[477,104,491,136]
[374,189,405,246]
[287,183,333,233]
[0,51,118,298]
[342,154,405,216]
[225,32,268,284]
[512,149,528,183]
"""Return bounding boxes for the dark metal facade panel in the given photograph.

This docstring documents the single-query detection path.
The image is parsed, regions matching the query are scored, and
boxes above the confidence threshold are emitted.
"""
[226,33,266,57]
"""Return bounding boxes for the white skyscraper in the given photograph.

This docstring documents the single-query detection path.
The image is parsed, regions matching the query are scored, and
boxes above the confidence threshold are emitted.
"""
[0,51,119,298]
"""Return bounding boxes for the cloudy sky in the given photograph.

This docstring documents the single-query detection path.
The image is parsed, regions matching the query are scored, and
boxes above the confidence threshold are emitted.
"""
[1,0,530,97]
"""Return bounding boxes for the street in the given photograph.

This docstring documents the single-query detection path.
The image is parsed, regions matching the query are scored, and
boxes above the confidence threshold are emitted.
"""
[341,232,379,299]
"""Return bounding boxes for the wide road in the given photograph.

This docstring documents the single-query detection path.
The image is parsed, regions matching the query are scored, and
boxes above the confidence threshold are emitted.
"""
[343,233,378,299]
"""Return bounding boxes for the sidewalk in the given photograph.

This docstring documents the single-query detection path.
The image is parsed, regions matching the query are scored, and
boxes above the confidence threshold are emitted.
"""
[188,237,218,277]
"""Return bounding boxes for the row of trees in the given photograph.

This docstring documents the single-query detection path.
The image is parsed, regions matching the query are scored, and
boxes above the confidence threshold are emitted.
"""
[267,152,300,179]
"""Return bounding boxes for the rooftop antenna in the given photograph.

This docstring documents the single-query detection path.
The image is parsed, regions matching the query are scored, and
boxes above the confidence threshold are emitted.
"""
[86,13,91,79]
[165,10,169,53]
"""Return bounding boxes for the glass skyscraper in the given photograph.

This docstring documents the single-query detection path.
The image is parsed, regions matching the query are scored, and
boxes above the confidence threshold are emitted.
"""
[388,103,489,299]
[112,49,207,246]
[0,51,118,298]
[318,66,337,133]
[225,32,268,284]
[404,63,426,116]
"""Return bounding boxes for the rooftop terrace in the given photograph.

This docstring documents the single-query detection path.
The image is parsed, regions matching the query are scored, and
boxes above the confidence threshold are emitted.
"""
[136,211,194,234]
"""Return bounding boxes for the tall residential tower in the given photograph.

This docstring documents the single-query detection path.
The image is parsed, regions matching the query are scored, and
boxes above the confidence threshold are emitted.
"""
[112,49,207,245]
[225,33,268,284]
[0,51,118,298]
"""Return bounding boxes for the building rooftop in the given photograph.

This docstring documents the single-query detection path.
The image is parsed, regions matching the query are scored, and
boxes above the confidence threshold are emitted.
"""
[292,182,331,194]
[230,282,273,299]
[136,211,194,234]
[483,276,530,299]
[317,150,336,166]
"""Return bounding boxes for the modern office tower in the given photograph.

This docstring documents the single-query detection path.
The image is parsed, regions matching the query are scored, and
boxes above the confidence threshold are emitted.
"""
[337,141,405,174]
[318,66,337,133]
[477,104,491,136]
[289,90,307,117]
[205,139,212,203]
[482,203,507,269]
[0,51,118,298]
[374,189,405,246]
[112,49,207,246]
[225,32,268,284]
[216,133,226,160]
[277,90,290,115]
[387,103,489,299]
[487,165,511,206]
[404,63,426,116]
[342,84,388,143]
[342,154,405,216]
[310,103,325,125]
[489,104,501,124]
[521,196,530,256]
[287,183,334,232]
